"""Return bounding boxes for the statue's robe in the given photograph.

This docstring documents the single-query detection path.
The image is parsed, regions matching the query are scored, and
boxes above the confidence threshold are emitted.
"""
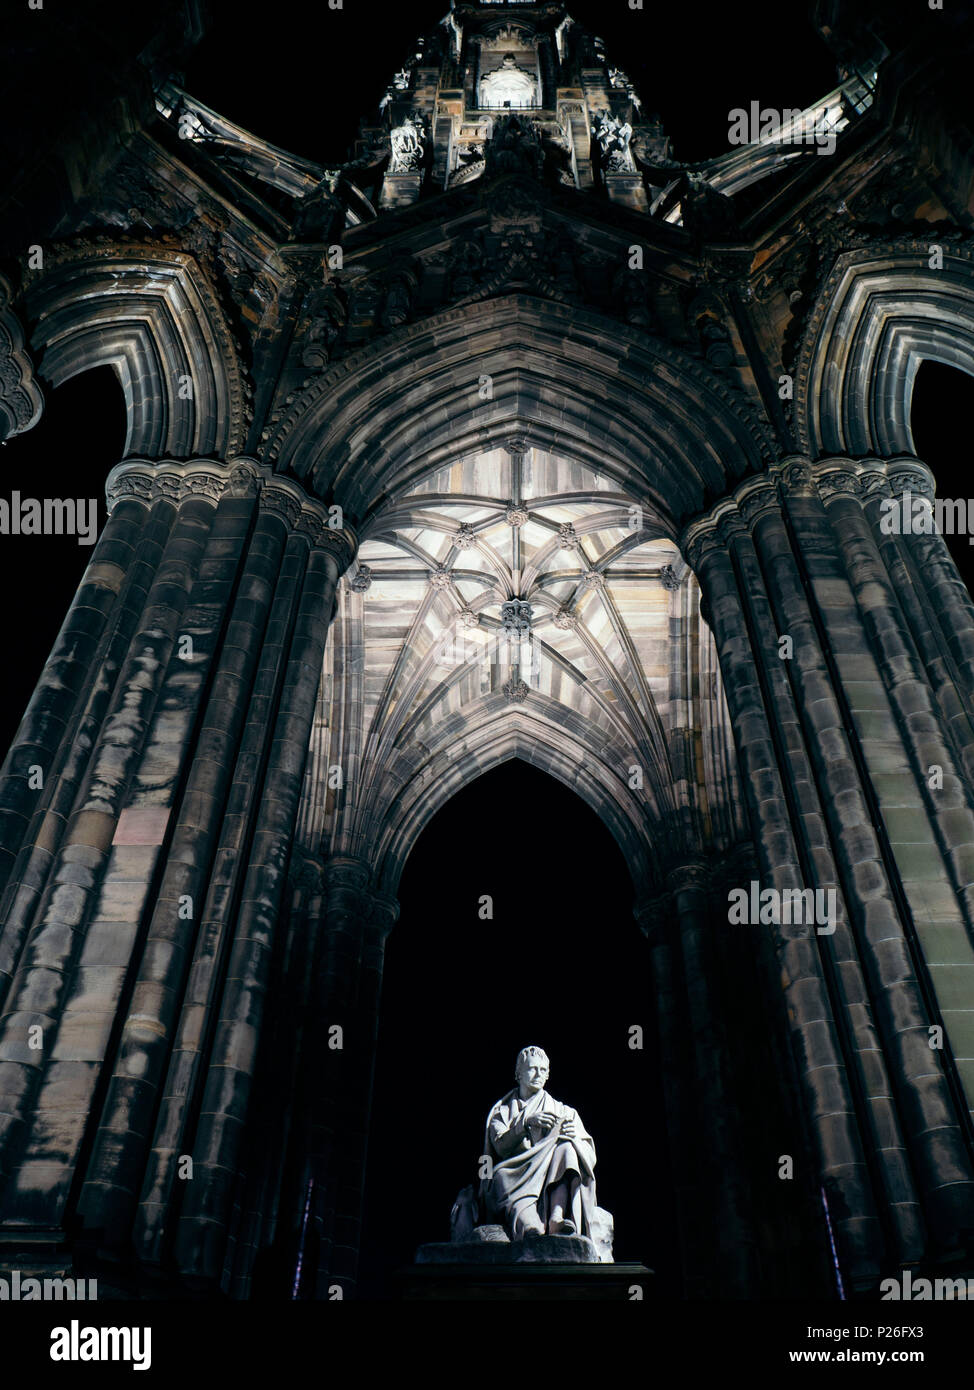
[480,1087,599,1240]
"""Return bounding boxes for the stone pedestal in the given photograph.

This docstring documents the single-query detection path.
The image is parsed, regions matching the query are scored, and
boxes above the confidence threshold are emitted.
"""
[417,1232,602,1265]
[604,173,649,212]
[379,173,423,209]
[405,1230,651,1299]
[401,1259,653,1301]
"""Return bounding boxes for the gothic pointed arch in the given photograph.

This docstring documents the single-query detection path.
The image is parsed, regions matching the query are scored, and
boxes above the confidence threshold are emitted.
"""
[794,236,974,457]
[20,239,250,459]
[263,294,775,531]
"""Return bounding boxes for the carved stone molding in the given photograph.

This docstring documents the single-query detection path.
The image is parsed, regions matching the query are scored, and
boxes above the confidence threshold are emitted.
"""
[0,274,44,440]
[105,460,357,568]
[885,456,935,501]
[666,859,711,897]
[261,482,304,527]
[815,466,861,503]
[500,599,533,639]
[106,460,230,508]
[22,239,252,458]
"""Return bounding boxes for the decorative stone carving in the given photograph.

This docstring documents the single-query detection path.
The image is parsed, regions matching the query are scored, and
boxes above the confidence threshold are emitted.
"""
[557,523,579,550]
[389,115,425,173]
[458,606,480,629]
[0,274,44,440]
[683,173,739,240]
[105,460,232,510]
[484,114,544,180]
[506,503,529,528]
[582,570,605,590]
[781,461,815,495]
[380,267,418,330]
[454,523,477,549]
[229,463,261,498]
[592,110,635,173]
[300,281,346,371]
[817,469,860,502]
[500,599,533,640]
[429,566,453,589]
[612,267,654,329]
[887,459,935,501]
[552,606,577,630]
[350,564,373,593]
[479,54,538,109]
[261,485,303,527]
[660,565,681,591]
[503,677,529,703]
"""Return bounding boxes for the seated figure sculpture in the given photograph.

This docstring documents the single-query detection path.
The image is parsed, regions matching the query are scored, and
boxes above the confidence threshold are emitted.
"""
[447,1045,613,1262]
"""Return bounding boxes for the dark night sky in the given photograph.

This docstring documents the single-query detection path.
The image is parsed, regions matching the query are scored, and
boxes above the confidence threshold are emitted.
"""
[186,0,840,166]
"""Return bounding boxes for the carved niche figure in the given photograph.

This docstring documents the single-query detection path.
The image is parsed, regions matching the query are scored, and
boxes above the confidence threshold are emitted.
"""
[451,1045,614,1261]
[484,113,544,179]
[592,110,636,173]
[389,115,425,174]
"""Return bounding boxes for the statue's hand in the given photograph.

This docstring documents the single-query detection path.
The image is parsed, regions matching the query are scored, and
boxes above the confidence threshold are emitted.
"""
[527,1113,557,1141]
[561,1117,577,1139]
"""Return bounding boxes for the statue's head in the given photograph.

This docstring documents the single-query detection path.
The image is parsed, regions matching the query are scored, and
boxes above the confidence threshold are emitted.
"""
[514,1045,549,1093]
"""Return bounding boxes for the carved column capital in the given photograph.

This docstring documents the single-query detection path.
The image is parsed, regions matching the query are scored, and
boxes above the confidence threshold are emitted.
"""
[105,458,234,510]
[735,475,781,527]
[633,892,671,947]
[260,478,305,527]
[314,523,358,572]
[367,891,400,942]
[885,455,936,502]
[665,859,711,897]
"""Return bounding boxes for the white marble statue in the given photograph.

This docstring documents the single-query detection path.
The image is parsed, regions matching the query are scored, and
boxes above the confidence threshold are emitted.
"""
[476,1046,612,1258]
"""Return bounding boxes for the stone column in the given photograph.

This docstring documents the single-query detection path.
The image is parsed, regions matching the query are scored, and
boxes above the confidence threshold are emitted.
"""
[884,457,974,705]
[0,495,172,1011]
[0,497,147,897]
[861,461,974,790]
[295,859,398,1299]
[683,508,887,1288]
[635,892,705,1297]
[667,860,760,1294]
[0,458,356,1292]
[0,473,222,1213]
[684,462,974,1282]
[170,517,354,1282]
